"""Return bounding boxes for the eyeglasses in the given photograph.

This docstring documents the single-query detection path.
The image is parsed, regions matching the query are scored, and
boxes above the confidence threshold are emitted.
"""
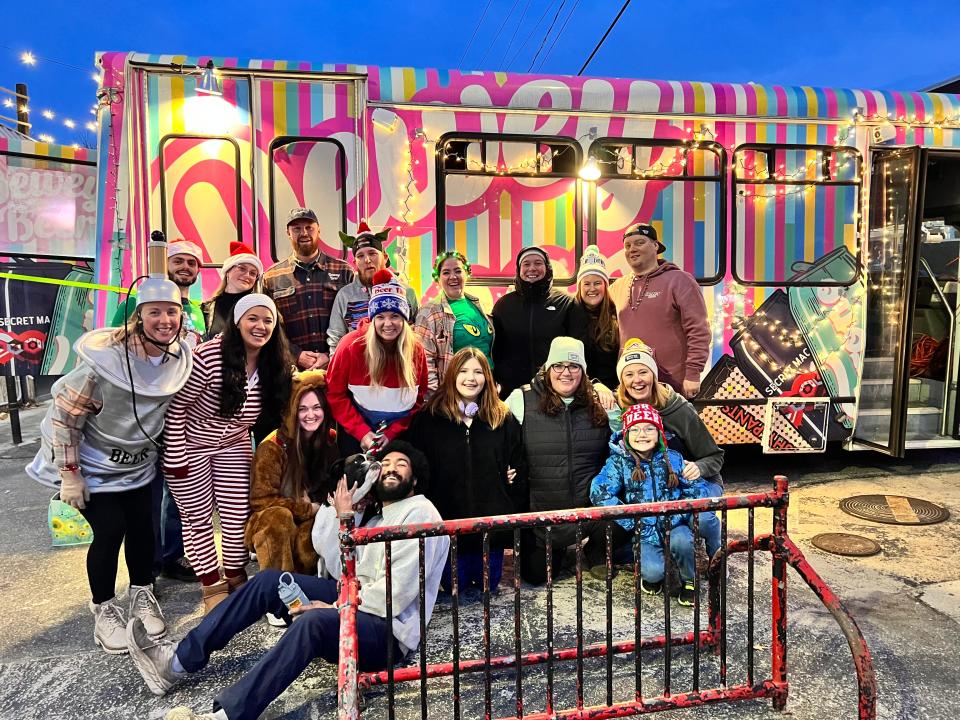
[630,425,659,436]
[550,363,583,376]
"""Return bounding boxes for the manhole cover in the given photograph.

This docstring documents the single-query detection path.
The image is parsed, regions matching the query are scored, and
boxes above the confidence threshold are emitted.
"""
[839,495,950,525]
[811,533,881,557]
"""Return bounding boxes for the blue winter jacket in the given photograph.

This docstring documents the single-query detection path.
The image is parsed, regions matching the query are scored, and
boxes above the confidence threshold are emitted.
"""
[589,433,698,545]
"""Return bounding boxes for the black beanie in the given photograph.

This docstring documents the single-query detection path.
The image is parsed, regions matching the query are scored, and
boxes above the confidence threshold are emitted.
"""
[377,439,430,493]
[514,246,553,297]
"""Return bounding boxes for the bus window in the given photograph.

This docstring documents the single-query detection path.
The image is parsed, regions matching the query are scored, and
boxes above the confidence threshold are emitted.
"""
[158,135,242,265]
[591,139,725,283]
[269,137,346,260]
[437,134,581,283]
[733,144,862,286]
[0,152,97,259]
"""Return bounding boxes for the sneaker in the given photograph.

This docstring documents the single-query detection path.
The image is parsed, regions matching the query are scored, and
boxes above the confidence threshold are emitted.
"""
[126,617,181,696]
[640,578,663,596]
[129,584,167,639]
[165,708,225,720]
[91,599,128,654]
[161,557,199,583]
[265,612,287,628]
[677,582,697,607]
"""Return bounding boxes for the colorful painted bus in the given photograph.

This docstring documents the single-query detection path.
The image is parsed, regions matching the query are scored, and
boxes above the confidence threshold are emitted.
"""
[85,51,960,457]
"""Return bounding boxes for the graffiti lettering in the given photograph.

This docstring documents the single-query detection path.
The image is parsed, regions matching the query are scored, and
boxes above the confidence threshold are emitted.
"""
[720,405,764,438]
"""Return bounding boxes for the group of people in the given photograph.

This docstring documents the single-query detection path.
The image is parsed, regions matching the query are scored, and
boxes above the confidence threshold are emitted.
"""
[27,207,720,720]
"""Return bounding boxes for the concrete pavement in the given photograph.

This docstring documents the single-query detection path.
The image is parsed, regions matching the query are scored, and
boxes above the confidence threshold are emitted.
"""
[0,403,957,719]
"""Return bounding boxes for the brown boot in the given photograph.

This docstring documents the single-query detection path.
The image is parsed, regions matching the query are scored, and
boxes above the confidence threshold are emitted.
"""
[225,571,248,594]
[201,580,229,614]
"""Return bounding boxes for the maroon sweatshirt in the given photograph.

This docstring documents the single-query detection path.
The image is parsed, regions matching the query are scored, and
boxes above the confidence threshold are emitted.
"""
[608,261,710,391]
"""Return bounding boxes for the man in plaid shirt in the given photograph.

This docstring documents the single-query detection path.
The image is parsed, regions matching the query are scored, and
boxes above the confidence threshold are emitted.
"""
[263,208,354,370]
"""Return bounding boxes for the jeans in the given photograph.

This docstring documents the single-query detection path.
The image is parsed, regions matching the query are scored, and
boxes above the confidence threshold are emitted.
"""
[175,570,399,720]
[696,477,723,558]
[441,549,505,592]
[639,525,696,584]
[151,468,185,570]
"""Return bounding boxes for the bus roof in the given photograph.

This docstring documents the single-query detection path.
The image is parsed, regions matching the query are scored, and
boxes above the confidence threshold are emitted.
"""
[105,50,960,125]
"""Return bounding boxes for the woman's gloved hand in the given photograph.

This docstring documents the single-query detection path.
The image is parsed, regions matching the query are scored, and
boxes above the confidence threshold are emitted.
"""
[59,467,90,510]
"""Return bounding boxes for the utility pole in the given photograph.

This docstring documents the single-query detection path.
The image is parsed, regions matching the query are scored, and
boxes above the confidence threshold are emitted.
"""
[15,83,29,135]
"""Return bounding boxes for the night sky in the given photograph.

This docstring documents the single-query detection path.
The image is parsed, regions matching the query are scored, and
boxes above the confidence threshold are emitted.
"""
[1,0,958,146]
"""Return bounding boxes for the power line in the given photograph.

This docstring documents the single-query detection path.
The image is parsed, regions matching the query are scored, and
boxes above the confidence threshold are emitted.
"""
[577,0,632,76]
[478,0,523,69]
[506,0,559,68]
[458,0,495,68]
[527,0,567,72]
[535,0,582,72]
[499,0,534,68]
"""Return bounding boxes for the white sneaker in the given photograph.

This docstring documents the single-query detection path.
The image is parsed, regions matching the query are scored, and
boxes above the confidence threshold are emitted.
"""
[265,611,287,627]
[127,617,181,696]
[91,599,128,654]
[129,583,167,639]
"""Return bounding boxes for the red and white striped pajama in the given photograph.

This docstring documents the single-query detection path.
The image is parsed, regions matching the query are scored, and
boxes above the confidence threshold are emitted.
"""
[163,337,262,579]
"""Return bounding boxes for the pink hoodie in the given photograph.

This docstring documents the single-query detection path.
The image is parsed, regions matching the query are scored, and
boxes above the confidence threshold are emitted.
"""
[608,261,710,391]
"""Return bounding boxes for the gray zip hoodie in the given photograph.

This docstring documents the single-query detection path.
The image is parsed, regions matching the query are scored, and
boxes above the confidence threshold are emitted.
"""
[355,494,449,653]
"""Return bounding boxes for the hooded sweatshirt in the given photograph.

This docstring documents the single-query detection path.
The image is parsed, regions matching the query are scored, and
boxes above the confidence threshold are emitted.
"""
[607,383,724,482]
[609,261,710,392]
[354,494,450,653]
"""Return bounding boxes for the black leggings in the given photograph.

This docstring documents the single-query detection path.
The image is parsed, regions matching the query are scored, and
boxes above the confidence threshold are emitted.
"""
[520,521,632,585]
[78,483,155,604]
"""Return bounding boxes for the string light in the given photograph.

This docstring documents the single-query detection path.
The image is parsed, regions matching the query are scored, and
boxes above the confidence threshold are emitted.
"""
[64,119,75,129]
[20,51,36,66]
[38,133,54,143]
[85,121,96,131]
[41,109,55,120]
[2,98,11,109]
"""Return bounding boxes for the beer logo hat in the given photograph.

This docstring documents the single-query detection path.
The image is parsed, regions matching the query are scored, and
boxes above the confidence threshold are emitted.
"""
[544,336,587,374]
[622,402,664,436]
[368,269,410,320]
[577,244,609,284]
[616,338,659,381]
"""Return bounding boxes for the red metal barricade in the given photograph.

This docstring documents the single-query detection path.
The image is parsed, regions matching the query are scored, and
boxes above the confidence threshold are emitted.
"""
[336,476,877,719]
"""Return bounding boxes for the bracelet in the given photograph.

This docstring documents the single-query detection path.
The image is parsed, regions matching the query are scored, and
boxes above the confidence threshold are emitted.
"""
[60,463,80,473]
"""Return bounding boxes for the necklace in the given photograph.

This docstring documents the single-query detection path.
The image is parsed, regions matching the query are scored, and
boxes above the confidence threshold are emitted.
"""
[628,273,652,312]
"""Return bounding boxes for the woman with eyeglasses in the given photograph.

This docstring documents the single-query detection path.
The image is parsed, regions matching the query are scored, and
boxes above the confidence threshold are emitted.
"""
[504,337,611,585]
[414,251,494,399]
[201,242,263,340]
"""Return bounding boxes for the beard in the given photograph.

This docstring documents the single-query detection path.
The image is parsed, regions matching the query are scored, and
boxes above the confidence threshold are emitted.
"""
[170,274,195,289]
[375,470,414,502]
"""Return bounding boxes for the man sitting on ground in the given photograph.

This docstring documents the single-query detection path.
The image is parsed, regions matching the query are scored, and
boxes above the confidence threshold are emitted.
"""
[125,441,449,720]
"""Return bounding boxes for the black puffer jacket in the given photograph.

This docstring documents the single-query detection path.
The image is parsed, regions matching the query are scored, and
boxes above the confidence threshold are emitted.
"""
[405,409,527,550]
[492,289,588,398]
[520,376,610,545]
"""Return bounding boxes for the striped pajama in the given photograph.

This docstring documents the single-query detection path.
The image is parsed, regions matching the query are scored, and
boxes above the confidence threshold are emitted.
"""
[164,337,263,578]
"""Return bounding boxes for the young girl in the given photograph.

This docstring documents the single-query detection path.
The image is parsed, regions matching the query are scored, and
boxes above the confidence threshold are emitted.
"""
[27,277,193,653]
[164,294,293,613]
[406,347,526,592]
[590,403,701,606]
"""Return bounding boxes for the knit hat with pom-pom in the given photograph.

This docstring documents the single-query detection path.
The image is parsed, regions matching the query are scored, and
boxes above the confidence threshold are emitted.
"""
[368,269,410,320]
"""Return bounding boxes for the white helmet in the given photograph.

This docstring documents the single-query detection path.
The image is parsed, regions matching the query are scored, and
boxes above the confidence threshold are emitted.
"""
[136,278,181,307]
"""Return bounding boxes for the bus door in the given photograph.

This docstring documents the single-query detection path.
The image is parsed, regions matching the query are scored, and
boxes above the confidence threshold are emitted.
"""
[851,147,926,455]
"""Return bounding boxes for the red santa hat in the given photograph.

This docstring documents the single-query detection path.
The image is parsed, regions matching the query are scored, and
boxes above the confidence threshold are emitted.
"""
[221,241,263,276]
